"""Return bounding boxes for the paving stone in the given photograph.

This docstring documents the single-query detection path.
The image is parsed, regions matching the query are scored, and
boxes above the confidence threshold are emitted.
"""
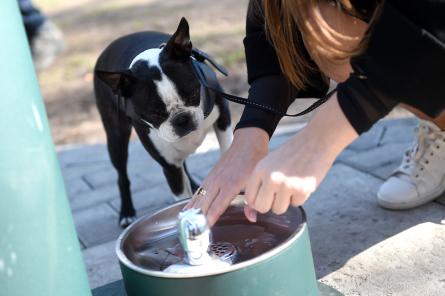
[380,117,418,128]
[436,192,445,207]
[61,162,112,180]
[109,183,175,217]
[82,240,122,289]
[63,176,92,198]
[129,164,165,187]
[82,169,119,189]
[70,176,152,211]
[70,183,119,211]
[381,117,418,128]
[269,132,295,150]
[83,168,144,190]
[371,161,399,180]
[128,140,146,155]
[187,150,220,174]
[380,120,417,145]
[320,223,445,296]
[347,125,384,152]
[73,203,123,248]
[338,142,410,174]
[305,164,445,296]
[58,144,111,167]
[79,239,86,250]
[92,280,127,296]
[334,148,358,163]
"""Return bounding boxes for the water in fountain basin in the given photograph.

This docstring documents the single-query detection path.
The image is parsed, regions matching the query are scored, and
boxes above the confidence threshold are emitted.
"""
[130,218,291,272]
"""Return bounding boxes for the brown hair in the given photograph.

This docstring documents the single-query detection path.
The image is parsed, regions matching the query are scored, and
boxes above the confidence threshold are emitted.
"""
[261,0,382,89]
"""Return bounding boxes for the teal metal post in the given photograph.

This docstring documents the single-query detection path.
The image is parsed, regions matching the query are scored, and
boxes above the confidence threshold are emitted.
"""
[0,1,92,295]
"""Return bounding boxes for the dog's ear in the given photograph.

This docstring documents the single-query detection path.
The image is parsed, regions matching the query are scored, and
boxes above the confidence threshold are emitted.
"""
[164,17,192,60]
[95,70,136,97]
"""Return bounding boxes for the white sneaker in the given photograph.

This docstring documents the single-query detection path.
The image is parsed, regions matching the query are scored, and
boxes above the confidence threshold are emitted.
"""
[377,120,445,210]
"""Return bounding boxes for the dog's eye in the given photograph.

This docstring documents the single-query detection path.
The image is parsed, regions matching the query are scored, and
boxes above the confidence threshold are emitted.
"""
[150,111,167,119]
[186,88,200,101]
[191,88,200,97]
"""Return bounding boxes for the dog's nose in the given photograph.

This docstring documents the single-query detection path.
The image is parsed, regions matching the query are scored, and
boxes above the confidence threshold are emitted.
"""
[171,112,197,137]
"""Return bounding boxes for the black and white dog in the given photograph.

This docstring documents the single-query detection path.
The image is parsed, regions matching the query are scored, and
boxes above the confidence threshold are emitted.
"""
[94,18,232,227]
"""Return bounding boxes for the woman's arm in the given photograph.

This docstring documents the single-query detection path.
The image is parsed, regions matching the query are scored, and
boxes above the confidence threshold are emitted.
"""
[238,0,297,137]
[237,0,329,138]
[243,92,357,222]
[185,0,328,221]
[193,92,357,226]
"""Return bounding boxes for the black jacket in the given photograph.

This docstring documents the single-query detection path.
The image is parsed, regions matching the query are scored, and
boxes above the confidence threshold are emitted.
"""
[236,0,445,137]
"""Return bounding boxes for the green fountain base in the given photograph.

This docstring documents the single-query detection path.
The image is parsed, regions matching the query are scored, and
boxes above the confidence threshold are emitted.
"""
[92,280,344,296]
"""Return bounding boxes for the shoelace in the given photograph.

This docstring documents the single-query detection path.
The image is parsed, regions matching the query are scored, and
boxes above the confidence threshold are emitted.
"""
[399,122,444,178]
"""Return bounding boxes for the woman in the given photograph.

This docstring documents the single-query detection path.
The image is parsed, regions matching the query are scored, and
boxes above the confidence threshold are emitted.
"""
[186,0,445,225]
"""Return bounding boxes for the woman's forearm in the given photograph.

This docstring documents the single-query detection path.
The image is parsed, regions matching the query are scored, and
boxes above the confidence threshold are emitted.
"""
[232,127,269,155]
[298,92,358,161]
[242,93,358,219]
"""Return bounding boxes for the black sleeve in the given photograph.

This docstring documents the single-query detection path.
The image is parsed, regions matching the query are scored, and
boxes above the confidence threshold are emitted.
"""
[338,0,445,134]
[235,0,294,138]
[236,0,329,138]
[235,75,297,137]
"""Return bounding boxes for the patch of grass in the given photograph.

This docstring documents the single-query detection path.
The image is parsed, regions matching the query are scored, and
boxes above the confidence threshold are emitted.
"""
[220,48,245,68]
[60,54,95,79]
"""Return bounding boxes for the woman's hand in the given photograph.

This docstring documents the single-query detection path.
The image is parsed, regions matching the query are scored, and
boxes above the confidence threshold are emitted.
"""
[184,127,269,226]
[244,126,336,221]
[244,94,358,220]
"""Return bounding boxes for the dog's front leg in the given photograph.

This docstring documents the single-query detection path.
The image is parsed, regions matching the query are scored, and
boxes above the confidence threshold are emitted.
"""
[162,161,193,200]
[135,127,195,203]
[214,97,233,154]
[215,125,233,154]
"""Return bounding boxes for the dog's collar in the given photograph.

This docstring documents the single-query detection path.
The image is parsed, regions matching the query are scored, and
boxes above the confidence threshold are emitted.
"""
[191,48,228,77]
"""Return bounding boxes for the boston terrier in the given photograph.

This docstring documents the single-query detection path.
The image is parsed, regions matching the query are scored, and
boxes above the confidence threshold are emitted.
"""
[94,18,232,227]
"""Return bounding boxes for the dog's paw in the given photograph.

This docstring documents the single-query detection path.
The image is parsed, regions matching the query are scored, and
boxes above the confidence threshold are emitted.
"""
[119,216,137,228]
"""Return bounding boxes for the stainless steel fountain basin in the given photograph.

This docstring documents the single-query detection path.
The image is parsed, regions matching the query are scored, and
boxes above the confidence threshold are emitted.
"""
[116,198,319,296]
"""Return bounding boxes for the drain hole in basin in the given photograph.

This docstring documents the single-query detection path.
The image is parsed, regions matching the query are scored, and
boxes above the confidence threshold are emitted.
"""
[209,242,238,264]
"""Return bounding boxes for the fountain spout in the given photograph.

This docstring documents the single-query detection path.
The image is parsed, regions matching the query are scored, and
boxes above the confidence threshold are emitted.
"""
[177,208,212,266]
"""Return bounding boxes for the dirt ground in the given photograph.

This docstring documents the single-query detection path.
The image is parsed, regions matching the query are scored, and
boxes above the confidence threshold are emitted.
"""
[36,0,250,145]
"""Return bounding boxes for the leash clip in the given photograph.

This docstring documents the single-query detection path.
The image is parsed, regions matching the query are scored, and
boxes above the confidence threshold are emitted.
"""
[192,48,228,77]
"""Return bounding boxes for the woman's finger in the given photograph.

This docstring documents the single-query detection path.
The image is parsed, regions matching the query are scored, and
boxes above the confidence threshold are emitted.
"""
[290,177,317,207]
[253,179,276,214]
[243,205,257,223]
[290,182,306,207]
[206,188,239,226]
[244,171,262,207]
[272,185,292,215]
